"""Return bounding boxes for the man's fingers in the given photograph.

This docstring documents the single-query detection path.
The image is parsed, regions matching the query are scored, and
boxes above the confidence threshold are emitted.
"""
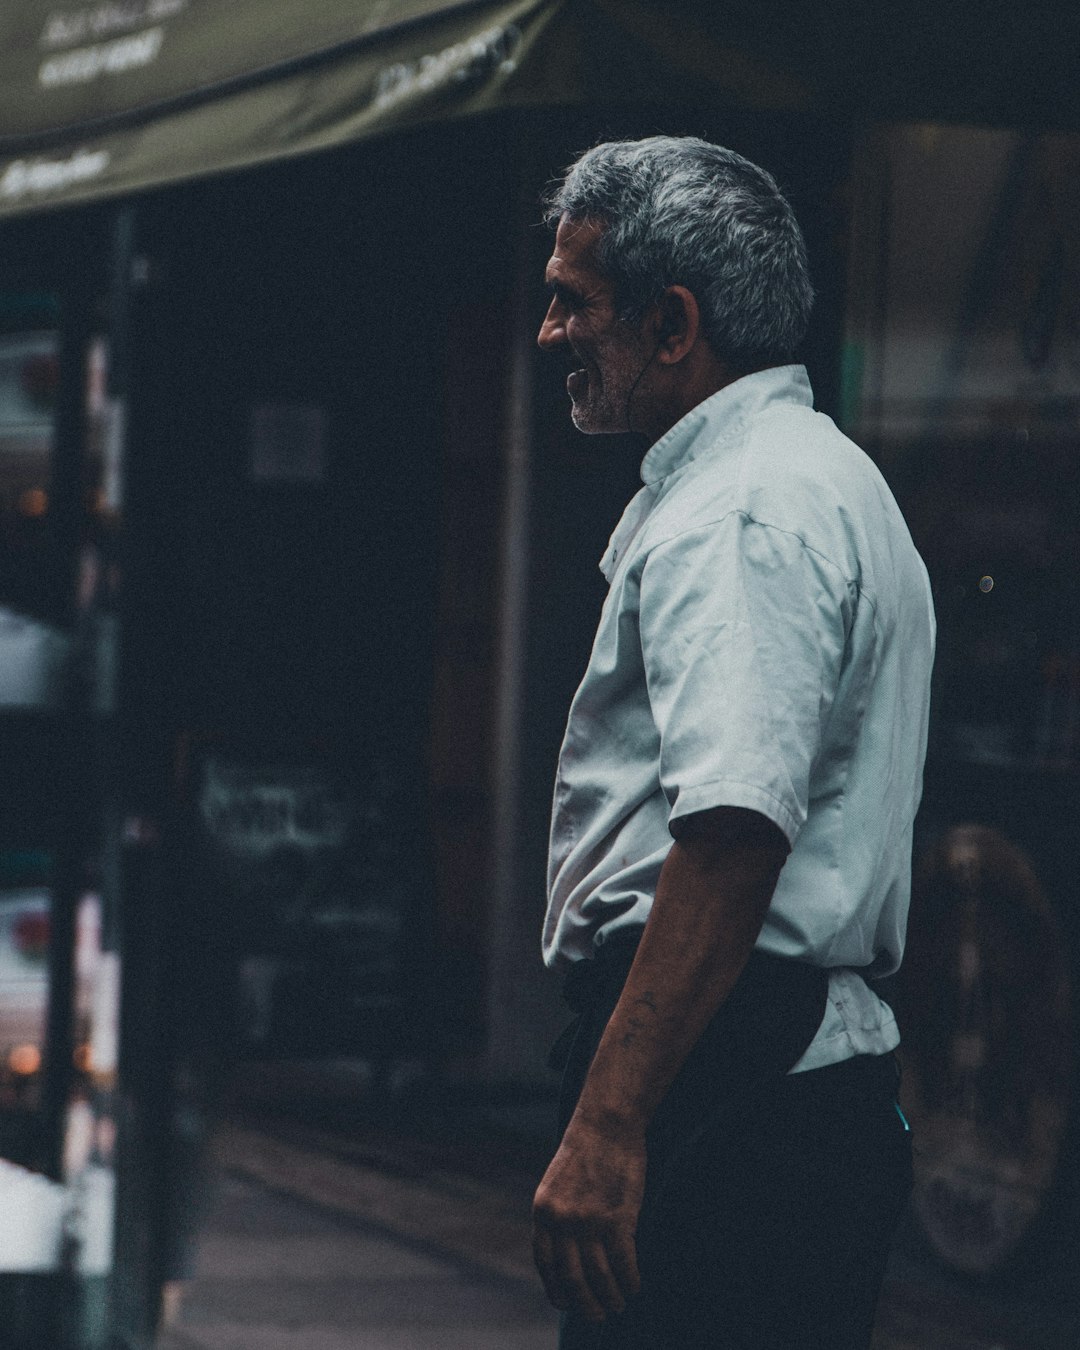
[579,1238,627,1315]
[534,1222,637,1319]
[607,1226,641,1301]
[532,1225,569,1310]
[554,1234,607,1322]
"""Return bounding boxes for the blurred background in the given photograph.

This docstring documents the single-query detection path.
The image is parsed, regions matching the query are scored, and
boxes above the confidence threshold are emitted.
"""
[0,2,1077,1346]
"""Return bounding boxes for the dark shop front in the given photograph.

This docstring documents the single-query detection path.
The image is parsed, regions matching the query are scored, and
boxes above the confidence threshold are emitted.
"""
[0,2,1078,1346]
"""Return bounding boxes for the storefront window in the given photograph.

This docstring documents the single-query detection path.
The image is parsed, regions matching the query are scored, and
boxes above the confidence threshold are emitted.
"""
[0,314,123,1308]
[0,310,69,711]
[842,124,1080,772]
[0,324,56,607]
[842,123,1080,1275]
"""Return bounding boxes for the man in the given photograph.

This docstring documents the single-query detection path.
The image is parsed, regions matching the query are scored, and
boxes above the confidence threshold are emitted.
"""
[532,137,935,1349]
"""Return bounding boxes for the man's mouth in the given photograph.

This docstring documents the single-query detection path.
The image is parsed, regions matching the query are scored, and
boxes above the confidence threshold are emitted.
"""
[567,367,588,399]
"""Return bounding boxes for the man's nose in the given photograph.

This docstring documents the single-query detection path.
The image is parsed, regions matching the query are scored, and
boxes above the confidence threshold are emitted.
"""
[537,297,566,349]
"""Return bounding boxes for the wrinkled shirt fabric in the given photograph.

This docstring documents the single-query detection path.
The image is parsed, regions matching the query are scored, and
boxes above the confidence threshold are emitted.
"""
[543,364,935,1071]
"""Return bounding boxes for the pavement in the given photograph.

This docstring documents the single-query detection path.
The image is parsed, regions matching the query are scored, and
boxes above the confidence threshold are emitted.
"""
[155,1080,558,1350]
[152,1061,1080,1350]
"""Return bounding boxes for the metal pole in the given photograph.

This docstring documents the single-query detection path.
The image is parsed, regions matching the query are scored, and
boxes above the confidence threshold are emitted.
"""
[104,202,172,1350]
[486,149,551,1082]
[37,245,96,1186]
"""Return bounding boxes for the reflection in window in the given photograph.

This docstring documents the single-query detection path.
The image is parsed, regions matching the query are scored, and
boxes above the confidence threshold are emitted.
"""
[0,319,70,711]
[0,850,51,1131]
[0,330,57,621]
[0,880,50,1152]
[842,126,1080,771]
[900,825,1071,1274]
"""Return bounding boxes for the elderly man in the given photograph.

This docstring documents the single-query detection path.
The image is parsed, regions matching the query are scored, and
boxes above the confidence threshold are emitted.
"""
[532,137,935,1350]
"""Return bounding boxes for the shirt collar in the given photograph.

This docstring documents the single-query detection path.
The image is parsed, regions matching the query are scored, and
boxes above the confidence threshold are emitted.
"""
[639,364,813,486]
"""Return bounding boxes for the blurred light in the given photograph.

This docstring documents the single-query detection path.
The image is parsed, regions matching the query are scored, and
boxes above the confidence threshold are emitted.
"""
[979,575,994,593]
[73,1042,93,1073]
[17,488,48,518]
[8,1044,41,1076]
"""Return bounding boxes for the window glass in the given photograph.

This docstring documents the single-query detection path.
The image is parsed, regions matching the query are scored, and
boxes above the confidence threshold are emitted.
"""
[0,316,57,613]
[842,125,1080,771]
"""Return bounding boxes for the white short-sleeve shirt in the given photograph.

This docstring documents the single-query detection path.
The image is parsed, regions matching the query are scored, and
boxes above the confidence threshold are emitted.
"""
[543,365,936,1072]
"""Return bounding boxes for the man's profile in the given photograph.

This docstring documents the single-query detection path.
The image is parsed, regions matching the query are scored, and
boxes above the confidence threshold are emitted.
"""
[532,136,935,1350]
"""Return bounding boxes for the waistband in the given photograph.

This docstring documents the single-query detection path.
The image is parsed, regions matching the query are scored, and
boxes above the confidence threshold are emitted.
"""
[562,928,645,1014]
[553,925,835,1124]
[561,926,824,1021]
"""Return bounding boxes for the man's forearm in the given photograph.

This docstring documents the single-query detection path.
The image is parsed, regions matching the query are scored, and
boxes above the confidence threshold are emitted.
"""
[532,806,789,1321]
[569,806,788,1143]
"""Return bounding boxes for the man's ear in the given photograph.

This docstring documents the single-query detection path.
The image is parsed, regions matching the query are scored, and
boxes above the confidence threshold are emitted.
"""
[653,285,700,364]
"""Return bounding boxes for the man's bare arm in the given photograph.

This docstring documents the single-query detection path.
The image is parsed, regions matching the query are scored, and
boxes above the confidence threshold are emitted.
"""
[532,805,788,1322]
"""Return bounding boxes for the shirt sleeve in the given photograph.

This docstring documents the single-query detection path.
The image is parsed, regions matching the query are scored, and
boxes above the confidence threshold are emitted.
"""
[638,512,856,845]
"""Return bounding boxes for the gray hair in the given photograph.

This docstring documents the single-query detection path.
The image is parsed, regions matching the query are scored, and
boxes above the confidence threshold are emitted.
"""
[543,136,814,372]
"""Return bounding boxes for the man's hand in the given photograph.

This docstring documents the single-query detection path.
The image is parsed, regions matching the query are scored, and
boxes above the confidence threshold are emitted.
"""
[532,807,787,1321]
[532,1114,645,1321]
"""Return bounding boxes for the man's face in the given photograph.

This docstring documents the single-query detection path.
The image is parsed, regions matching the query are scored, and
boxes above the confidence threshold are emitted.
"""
[538,216,656,435]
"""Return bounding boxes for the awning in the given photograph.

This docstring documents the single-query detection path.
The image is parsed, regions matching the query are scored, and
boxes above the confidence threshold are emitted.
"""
[0,0,565,216]
[0,0,1077,219]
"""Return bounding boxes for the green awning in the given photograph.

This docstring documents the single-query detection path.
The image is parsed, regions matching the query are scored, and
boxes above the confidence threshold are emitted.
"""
[0,0,1076,219]
[0,0,574,215]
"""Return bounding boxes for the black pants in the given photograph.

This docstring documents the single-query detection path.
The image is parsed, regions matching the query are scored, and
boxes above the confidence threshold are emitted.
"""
[554,936,913,1350]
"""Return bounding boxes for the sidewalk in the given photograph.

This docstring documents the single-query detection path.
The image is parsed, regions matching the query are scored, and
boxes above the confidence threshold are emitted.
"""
[151,1066,1079,1350]
[155,1120,557,1350]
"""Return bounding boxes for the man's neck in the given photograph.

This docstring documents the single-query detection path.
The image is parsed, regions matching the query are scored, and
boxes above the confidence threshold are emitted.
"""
[643,364,760,445]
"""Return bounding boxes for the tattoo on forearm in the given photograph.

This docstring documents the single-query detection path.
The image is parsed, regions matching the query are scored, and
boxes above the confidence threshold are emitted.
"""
[619,994,660,1048]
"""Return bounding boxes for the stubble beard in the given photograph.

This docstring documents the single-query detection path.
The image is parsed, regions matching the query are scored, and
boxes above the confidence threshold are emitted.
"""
[568,345,648,436]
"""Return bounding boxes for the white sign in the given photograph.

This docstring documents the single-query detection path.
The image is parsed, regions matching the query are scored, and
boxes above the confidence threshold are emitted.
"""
[0,149,109,200]
[39,25,164,87]
[40,0,187,50]
[200,762,352,860]
[373,23,523,111]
